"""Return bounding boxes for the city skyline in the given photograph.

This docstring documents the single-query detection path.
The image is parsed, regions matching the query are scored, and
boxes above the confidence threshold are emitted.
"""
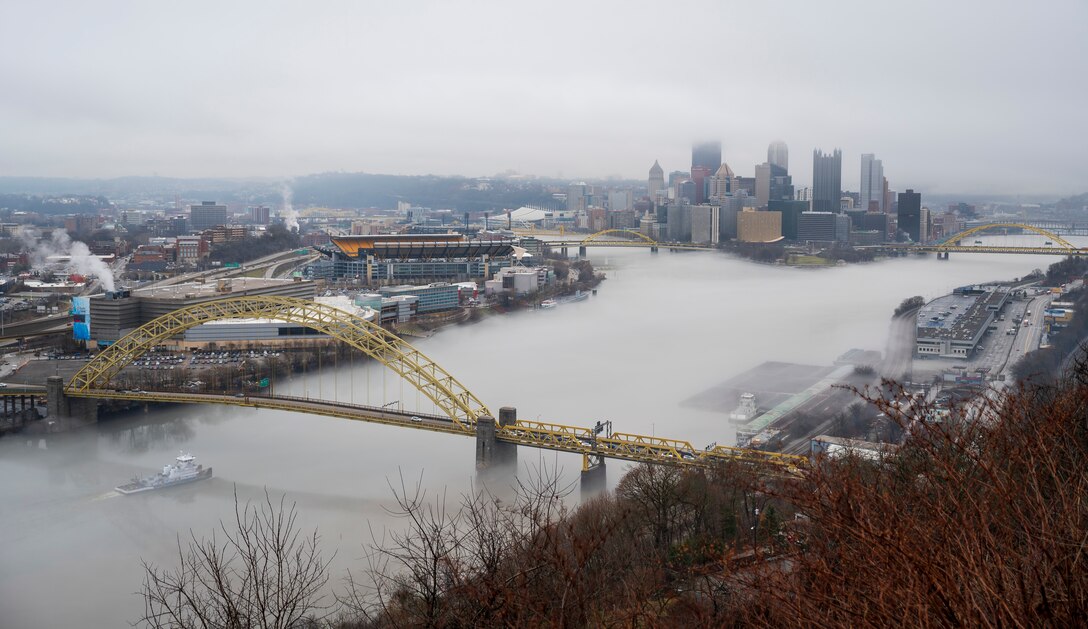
[1,1,1085,195]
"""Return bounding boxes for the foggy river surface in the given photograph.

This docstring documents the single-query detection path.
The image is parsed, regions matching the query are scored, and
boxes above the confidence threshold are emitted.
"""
[0,246,1067,627]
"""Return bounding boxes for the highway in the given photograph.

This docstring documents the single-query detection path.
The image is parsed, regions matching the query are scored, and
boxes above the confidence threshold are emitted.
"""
[0,313,70,340]
[145,248,312,288]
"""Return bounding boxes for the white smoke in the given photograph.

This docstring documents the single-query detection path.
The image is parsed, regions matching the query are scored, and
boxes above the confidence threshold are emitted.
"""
[20,227,116,292]
[281,184,299,232]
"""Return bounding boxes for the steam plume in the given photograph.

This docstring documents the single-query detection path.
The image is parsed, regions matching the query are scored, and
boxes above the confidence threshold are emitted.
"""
[281,184,299,232]
[21,228,116,292]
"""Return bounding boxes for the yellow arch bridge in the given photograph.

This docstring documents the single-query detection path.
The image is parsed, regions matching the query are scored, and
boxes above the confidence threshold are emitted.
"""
[910,223,1088,256]
[48,295,802,477]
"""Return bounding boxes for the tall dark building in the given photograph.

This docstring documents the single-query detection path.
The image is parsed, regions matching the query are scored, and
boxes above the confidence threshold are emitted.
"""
[897,189,922,242]
[769,163,794,202]
[769,199,810,240]
[692,141,722,172]
[812,149,842,212]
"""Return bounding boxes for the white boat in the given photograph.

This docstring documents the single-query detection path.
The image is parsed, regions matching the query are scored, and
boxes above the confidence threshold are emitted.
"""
[558,291,589,304]
[728,392,760,423]
[539,299,557,309]
[115,453,213,495]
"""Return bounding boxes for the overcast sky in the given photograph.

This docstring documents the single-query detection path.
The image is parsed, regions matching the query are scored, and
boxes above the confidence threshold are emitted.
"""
[1,0,1085,195]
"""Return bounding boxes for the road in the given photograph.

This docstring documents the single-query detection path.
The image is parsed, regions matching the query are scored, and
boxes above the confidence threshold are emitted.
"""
[147,248,311,288]
[0,313,71,340]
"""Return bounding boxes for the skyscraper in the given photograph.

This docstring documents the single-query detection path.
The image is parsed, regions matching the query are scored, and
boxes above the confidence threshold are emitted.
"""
[567,182,588,212]
[709,163,737,200]
[898,189,922,242]
[754,163,771,209]
[648,160,664,200]
[812,149,842,212]
[690,165,712,204]
[860,153,884,212]
[692,141,722,172]
[768,141,788,172]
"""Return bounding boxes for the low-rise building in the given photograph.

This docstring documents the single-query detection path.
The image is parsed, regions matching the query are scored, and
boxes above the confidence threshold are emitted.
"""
[484,266,551,296]
[811,435,898,461]
[378,282,460,313]
[87,277,317,345]
[915,286,1009,358]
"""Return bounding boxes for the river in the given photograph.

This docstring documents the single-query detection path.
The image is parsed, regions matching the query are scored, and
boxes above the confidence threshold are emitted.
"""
[0,242,1072,627]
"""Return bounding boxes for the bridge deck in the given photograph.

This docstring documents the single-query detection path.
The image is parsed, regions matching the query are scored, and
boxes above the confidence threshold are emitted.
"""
[67,389,805,472]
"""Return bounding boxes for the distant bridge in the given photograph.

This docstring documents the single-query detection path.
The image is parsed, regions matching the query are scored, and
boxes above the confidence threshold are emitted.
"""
[45,295,803,485]
[907,222,1088,257]
[544,229,716,253]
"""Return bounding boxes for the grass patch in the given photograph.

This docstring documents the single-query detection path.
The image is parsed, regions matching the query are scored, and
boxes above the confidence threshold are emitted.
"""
[787,254,834,266]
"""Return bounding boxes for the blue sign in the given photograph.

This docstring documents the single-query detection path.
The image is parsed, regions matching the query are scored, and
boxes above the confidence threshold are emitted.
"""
[71,297,91,341]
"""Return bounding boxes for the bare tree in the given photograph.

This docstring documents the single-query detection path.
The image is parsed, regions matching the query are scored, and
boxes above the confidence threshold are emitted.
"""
[138,489,333,628]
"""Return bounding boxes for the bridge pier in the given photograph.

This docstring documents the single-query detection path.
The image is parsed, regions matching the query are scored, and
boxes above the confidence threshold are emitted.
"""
[475,407,518,482]
[46,376,97,427]
[578,246,587,258]
[560,246,568,258]
[650,245,658,253]
[937,251,950,260]
[580,454,606,499]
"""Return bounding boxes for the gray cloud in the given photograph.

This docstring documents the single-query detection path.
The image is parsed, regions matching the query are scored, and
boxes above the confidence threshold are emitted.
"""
[0,0,1084,194]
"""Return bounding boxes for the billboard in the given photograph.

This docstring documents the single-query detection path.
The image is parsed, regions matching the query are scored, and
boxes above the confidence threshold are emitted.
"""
[71,296,91,341]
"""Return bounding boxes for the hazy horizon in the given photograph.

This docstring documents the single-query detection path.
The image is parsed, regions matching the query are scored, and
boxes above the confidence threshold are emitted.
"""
[2,0,1085,195]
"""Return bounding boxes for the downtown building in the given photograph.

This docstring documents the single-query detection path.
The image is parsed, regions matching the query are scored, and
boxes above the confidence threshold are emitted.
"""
[812,149,842,212]
[797,211,850,243]
[859,154,884,212]
[898,189,922,242]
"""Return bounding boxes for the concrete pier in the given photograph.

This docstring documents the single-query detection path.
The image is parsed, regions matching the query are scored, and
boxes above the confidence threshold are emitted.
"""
[46,375,97,426]
[475,407,518,477]
[495,406,519,470]
[580,454,607,499]
[578,245,587,258]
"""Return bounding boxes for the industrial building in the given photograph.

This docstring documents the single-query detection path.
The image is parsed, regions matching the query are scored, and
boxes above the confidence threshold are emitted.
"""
[87,277,317,345]
[915,286,1010,358]
[180,295,375,345]
[312,234,515,283]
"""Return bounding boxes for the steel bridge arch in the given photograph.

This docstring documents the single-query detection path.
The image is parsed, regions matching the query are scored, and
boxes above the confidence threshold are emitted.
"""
[580,229,658,246]
[65,295,491,430]
[941,223,1076,251]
